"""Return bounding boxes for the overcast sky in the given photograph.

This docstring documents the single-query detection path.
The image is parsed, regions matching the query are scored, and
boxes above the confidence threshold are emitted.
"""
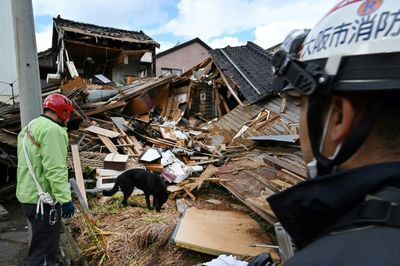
[33,0,338,53]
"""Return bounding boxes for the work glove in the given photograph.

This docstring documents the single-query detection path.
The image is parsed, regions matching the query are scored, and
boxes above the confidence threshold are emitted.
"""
[61,202,75,218]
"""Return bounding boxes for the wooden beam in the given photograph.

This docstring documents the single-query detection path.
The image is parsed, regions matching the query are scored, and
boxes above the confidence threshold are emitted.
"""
[84,125,120,138]
[220,94,230,114]
[129,135,143,154]
[215,64,244,106]
[85,101,126,116]
[70,144,88,207]
[214,87,222,117]
[71,99,92,126]
[109,117,139,155]
[98,135,118,153]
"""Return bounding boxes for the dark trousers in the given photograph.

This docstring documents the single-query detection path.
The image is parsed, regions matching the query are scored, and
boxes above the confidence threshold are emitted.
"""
[22,203,61,266]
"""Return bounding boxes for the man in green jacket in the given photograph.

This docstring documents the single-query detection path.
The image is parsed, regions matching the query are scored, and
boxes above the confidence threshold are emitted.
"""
[16,93,75,265]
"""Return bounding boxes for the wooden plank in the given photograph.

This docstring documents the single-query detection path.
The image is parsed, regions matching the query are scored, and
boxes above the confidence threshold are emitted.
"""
[98,135,118,153]
[263,154,307,178]
[242,169,277,190]
[163,96,173,118]
[173,208,278,258]
[70,144,88,207]
[280,96,287,113]
[129,135,143,154]
[220,94,230,114]
[84,125,120,138]
[167,185,184,193]
[71,99,92,126]
[247,111,270,128]
[96,168,124,177]
[85,100,126,116]
[230,107,256,120]
[280,168,306,183]
[182,186,196,201]
[190,156,209,160]
[109,117,137,155]
[118,136,135,155]
[215,65,244,106]
[214,87,222,117]
[194,164,218,190]
[110,117,128,132]
[219,115,243,132]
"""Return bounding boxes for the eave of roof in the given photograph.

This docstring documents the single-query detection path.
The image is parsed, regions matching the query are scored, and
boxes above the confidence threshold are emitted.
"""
[53,16,160,48]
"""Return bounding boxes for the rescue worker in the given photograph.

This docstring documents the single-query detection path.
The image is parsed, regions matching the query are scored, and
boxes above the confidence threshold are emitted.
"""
[267,0,400,265]
[16,93,75,265]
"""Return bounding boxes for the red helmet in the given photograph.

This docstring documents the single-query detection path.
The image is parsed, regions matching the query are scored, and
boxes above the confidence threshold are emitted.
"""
[43,93,74,122]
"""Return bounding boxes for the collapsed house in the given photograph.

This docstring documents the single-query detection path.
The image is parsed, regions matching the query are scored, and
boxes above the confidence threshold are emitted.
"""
[41,16,159,87]
[0,20,306,264]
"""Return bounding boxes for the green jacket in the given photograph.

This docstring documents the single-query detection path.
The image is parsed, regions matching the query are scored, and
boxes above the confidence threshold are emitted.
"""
[16,116,72,204]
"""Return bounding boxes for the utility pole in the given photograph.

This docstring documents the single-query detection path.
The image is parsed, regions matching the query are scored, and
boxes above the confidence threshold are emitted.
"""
[11,0,42,128]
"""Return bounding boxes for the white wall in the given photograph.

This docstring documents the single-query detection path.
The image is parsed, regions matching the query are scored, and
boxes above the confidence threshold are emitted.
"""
[0,0,18,98]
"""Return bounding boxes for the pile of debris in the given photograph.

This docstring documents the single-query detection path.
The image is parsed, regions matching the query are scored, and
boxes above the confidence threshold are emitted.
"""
[0,43,306,264]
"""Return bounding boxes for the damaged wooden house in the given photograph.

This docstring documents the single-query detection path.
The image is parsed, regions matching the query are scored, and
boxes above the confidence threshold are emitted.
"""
[0,25,307,264]
[41,15,160,86]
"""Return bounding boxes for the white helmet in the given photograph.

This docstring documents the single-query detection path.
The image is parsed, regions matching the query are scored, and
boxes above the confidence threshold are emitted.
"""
[271,0,400,177]
[273,0,400,95]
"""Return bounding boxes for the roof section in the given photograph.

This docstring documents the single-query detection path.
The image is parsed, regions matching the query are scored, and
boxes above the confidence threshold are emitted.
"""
[210,42,273,104]
[38,48,52,59]
[53,16,159,47]
[156,37,211,58]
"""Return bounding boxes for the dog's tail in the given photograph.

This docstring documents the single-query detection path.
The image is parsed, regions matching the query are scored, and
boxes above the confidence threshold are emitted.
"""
[102,179,120,196]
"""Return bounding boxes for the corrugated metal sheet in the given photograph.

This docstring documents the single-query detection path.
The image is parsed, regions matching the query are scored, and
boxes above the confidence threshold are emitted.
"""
[214,95,301,138]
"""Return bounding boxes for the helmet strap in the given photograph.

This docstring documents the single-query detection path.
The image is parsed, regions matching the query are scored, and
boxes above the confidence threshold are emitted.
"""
[306,95,379,177]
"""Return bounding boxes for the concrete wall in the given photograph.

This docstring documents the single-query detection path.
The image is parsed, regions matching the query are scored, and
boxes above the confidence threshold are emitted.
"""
[156,42,210,77]
[0,0,19,98]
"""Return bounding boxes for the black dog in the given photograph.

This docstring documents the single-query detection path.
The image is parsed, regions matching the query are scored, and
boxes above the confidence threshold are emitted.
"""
[103,168,168,212]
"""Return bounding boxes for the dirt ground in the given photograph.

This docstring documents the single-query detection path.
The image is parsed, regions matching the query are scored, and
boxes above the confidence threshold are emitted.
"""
[70,183,275,266]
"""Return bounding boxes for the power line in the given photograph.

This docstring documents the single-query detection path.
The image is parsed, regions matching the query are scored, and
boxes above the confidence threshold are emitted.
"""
[0,79,17,86]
